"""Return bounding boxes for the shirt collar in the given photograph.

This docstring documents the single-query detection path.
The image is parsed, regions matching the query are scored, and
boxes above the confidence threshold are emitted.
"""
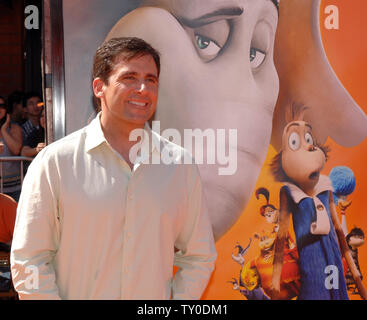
[85,112,107,153]
[85,112,161,158]
[285,175,332,204]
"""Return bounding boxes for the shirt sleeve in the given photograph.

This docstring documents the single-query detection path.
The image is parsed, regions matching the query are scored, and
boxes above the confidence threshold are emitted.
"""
[172,163,217,300]
[10,149,61,299]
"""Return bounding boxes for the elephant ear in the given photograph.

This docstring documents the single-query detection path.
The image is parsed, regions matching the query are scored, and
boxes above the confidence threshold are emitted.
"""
[271,0,367,150]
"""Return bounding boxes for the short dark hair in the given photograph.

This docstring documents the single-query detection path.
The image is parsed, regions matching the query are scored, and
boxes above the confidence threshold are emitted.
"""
[8,91,24,113]
[93,37,161,85]
[23,92,42,108]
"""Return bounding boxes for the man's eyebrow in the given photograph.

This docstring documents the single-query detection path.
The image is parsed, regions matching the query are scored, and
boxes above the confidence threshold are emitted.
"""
[305,123,312,130]
[118,71,138,78]
[146,73,159,81]
[179,7,244,28]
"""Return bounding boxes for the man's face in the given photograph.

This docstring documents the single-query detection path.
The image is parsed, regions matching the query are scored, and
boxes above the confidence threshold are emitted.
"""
[26,96,42,117]
[0,98,6,120]
[107,0,279,239]
[95,54,159,127]
[13,103,26,121]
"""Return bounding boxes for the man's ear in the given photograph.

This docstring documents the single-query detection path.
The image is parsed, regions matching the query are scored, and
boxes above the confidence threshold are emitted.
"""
[271,0,367,151]
[92,78,105,100]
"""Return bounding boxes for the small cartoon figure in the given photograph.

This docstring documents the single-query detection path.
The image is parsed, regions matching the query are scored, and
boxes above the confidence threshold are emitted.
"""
[256,187,280,232]
[228,277,270,301]
[238,230,300,300]
[270,103,367,300]
[229,238,270,300]
[345,228,365,295]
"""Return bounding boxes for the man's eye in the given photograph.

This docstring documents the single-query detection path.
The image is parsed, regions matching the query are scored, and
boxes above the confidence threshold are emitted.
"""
[250,47,266,69]
[195,34,221,57]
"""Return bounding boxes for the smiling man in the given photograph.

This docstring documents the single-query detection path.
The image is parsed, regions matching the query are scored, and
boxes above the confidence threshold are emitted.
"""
[10,37,216,300]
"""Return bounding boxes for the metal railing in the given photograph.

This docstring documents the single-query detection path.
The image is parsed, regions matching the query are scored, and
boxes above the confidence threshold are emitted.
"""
[0,157,34,193]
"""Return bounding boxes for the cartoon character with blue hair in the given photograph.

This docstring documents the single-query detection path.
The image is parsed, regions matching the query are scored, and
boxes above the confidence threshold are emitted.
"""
[329,166,356,236]
[329,166,365,297]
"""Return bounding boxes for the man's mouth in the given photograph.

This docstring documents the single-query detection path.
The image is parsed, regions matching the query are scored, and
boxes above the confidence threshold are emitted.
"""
[309,171,320,180]
[129,100,148,107]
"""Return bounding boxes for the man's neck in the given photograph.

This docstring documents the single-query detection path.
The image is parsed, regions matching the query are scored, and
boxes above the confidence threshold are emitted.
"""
[100,114,144,169]
[28,115,39,127]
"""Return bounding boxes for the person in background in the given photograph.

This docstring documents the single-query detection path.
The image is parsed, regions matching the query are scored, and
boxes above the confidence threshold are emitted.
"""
[21,92,42,143]
[7,91,26,126]
[0,95,23,202]
[21,108,45,158]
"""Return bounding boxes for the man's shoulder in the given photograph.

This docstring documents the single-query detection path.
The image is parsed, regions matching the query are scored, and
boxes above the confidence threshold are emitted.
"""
[35,126,87,161]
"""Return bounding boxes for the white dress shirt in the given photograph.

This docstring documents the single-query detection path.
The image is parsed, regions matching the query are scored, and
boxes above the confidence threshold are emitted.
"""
[10,114,217,300]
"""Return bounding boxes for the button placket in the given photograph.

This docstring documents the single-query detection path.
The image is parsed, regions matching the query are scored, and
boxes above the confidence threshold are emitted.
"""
[120,175,135,298]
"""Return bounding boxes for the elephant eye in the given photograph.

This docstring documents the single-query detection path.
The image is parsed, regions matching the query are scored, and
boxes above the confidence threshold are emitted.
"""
[195,34,221,59]
[250,20,274,71]
[186,19,231,63]
[250,48,266,68]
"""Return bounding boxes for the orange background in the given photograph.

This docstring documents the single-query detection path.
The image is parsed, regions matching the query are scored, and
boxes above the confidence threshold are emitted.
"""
[203,0,367,300]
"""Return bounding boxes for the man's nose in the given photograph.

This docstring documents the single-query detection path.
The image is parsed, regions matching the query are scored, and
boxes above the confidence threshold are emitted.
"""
[136,81,147,94]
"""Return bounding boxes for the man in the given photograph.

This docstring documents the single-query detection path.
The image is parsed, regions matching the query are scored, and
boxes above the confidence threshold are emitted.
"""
[21,108,45,158]
[21,92,42,142]
[7,91,26,126]
[11,37,216,300]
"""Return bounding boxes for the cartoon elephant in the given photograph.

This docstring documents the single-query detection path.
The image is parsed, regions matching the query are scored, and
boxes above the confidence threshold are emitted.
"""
[105,0,367,240]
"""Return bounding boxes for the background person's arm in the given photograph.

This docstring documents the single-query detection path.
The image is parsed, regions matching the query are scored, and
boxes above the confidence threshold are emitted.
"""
[20,142,45,158]
[1,116,23,155]
[10,149,61,299]
[20,145,38,157]
[172,164,217,300]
